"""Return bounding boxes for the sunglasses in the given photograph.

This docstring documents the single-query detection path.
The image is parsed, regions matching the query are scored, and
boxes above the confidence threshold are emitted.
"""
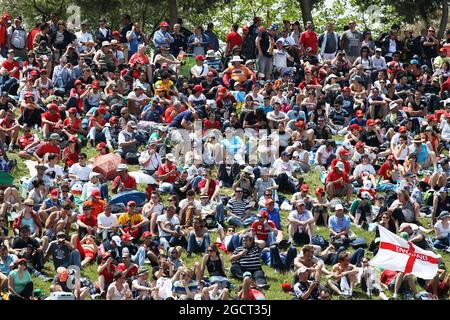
[25,204,33,207]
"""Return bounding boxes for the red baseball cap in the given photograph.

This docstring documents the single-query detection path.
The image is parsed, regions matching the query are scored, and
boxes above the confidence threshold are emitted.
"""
[257,210,268,218]
[96,142,107,150]
[91,81,100,89]
[296,120,306,128]
[366,119,375,126]
[112,30,120,37]
[91,189,101,198]
[121,233,134,241]
[343,86,351,92]
[398,126,407,133]
[142,231,152,239]
[50,188,59,197]
[74,79,82,86]
[25,92,34,98]
[159,21,169,27]
[195,55,205,61]
[349,123,362,131]
[48,103,59,111]
[127,200,136,206]
[218,86,227,94]
[40,69,47,74]
[356,110,364,117]
[355,141,365,148]
[427,114,436,121]
[29,70,38,77]
[315,186,325,194]
[193,85,204,92]
[340,149,350,156]
[300,184,309,192]
[109,116,118,124]
[68,107,77,113]
[97,106,107,114]
[68,136,77,142]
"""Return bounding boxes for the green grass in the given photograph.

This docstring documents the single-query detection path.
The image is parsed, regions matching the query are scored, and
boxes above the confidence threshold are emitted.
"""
[7,129,450,300]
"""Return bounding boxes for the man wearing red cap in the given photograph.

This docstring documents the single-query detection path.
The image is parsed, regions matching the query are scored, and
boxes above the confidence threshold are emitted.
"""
[62,107,82,139]
[118,200,148,239]
[331,149,351,174]
[251,211,278,247]
[378,154,399,184]
[190,54,209,84]
[77,203,98,239]
[82,189,106,219]
[41,103,62,138]
[360,119,383,152]
[153,21,174,53]
[326,161,353,202]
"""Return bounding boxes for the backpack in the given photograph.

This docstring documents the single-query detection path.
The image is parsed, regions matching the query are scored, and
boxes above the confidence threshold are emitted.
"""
[311,234,329,250]
[125,152,140,165]
[350,237,368,249]
[384,189,398,208]
[423,190,435,206]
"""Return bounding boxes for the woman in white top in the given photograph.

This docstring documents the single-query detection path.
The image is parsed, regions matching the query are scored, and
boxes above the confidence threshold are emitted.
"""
[81,173,102,201]
[393,135,410,165]
[138,142,162,174]
[350,154,377,187]
[352,46,373,72]
[106,272,132,300]
[433,211,450,252]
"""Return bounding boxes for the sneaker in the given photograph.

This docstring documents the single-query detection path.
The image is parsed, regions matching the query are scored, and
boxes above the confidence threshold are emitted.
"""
[445,247,450,253]
[90,293,101,300]
[257,283,271,290]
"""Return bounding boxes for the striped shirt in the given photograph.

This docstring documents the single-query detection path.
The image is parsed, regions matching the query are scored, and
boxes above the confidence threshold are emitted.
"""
[226,197,251,217]
[232,245,262,270]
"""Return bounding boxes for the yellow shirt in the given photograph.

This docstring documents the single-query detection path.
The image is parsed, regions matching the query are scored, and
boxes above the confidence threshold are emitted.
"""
[118,212,143,227]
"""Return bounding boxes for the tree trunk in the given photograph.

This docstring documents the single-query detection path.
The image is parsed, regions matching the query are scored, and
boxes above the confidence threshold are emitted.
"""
[438,0,449,39]
[168,0,178,25]
[298,0,314,28]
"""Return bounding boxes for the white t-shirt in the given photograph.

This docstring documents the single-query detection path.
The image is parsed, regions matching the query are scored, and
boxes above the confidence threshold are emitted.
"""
[272,158,295,175]
[272,49,290,70]
[97,212,118,229]
[288,209,313,233]
[69,163,92,182]
[81,182,100,201]
[353,163,376,177]
[179,199,202,211]
[138,150,162,171]
[191,64,209,77]
[315,145,333,165]
[434,220,450,239]
[156,214,180,237]
[156,277,174,299]
[45,164,64,179]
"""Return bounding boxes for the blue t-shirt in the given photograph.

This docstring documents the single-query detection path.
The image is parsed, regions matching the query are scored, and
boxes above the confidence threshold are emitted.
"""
[412,143,429,164]
[258,104,273,116]
[169,111,192,128]
[143,104,164,122]
[328,214,351,234]
[0,254,16,275]
[261,207,281,230]
[220,136,243,156]
[349,117,367,128]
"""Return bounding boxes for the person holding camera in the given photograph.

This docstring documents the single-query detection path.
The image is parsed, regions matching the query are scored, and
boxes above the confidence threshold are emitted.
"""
[293,267,321,300]
[44,230,81,270]
[11,225,45,276]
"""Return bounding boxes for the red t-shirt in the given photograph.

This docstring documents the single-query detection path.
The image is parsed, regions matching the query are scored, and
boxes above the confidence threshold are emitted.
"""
[35,142,61,159]
[2,60,20,78]
[299,31,318,54]
[63,117,81,134]
[157,163,179,183]
[18,133,37,149]
[117,263,138,278]
[298,77,320,90]
[62,146,79,167]
[226,31,243,55]
[326,170,349,189]
[380,269,398,286]
[251,220,276,241]
[90,116,106,130]
[330,159,351,174]
[202,119,221,134]
[77,214,98,228]
[378,162,395,182]
[41,112,61,127]
[112,174,137,190]
[197,178,218,199]
[99,264,116,285]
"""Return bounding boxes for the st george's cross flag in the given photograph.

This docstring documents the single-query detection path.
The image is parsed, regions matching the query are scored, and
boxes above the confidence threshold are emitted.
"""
[369,225,440,280]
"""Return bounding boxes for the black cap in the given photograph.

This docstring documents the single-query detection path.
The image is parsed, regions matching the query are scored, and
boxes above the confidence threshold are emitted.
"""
[20,225,30,231]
